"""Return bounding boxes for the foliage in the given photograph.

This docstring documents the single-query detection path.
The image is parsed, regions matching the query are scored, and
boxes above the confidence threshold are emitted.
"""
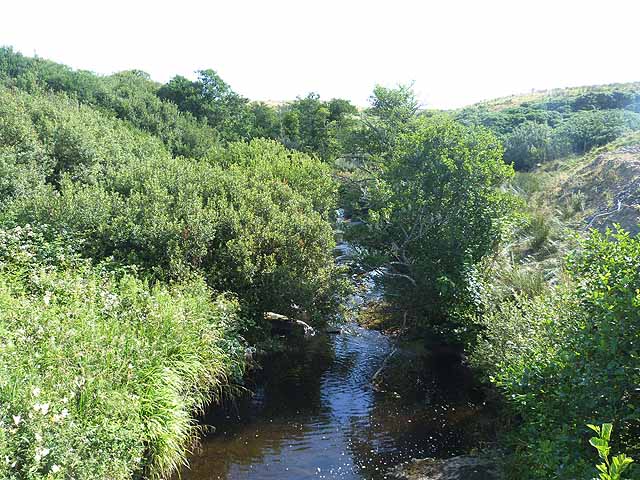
[0,225,244,480]
[347,108,515,342]
[157,70,252,142]
[0,48,349,480]
[279,93,358,161]
[503,121,559,170]
[220,138,337,216]
[0,82,342,332]
[473,227,640,479]
[457,83,640,170]
[0,84,168,188]
[588,423,634,480]
[0,47,221,159]
[4,152,340,330]
[557,109,638,155]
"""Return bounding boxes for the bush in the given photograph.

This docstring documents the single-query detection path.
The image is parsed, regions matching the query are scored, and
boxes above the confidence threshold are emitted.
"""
[473,227,640,479]
[347,113,515,342]
[0,225,245,480]
[5,147,340,329]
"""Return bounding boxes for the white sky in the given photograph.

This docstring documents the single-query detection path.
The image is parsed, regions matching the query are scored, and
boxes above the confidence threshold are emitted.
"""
[2,0,639,109]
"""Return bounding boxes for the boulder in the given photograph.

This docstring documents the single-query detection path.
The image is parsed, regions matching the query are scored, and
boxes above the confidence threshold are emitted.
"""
[389,456,498,480]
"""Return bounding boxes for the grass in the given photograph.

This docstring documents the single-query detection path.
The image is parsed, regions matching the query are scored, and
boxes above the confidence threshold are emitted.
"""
[0,225,245,480]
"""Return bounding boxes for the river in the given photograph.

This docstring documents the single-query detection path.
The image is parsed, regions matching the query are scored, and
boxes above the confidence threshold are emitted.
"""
[178,323,493,479]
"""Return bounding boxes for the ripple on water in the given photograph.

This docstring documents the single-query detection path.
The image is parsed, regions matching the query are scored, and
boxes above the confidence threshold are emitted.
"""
[178,324,491,480]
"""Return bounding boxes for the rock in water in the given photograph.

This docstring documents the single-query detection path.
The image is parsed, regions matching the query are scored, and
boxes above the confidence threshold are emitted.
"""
[264,312,315,337]
[389,456,498,480]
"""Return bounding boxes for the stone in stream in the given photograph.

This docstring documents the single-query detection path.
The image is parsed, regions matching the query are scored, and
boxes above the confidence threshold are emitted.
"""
[264,312,316,337]
[389,456,498,480]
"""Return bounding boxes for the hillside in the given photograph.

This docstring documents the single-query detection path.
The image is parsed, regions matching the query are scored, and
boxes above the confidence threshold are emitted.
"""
[514,132,640,235]
[462,82,640,113]
[455,82,640,171]
[552,134,640,234]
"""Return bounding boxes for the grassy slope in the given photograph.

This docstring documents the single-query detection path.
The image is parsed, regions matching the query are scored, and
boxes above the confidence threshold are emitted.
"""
[464,81,640,112]
[515,131,640,233]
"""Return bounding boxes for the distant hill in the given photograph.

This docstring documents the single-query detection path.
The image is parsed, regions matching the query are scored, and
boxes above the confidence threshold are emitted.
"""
[454,82,640,171]
[461,82,640,113]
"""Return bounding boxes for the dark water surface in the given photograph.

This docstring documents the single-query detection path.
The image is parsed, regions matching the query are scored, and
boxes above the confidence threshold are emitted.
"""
[179,325,491,480]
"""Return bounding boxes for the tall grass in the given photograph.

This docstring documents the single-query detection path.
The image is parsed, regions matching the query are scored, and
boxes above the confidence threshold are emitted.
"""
[0,225,245,479]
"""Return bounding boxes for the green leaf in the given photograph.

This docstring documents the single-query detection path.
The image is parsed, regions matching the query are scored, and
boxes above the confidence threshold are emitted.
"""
[588,424,602,435]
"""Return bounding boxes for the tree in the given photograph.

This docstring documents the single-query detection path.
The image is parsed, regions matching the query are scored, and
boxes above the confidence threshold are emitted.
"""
[248,101,280,139]
[558,109,628,154]
[362,84,420,156]
[158,70,252,142]
[348,112,515,341]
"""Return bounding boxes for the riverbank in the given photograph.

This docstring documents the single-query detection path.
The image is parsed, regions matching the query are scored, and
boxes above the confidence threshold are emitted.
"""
[0,228,246,480]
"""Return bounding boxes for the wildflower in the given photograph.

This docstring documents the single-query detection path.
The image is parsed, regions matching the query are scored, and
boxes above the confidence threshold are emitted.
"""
[12,415,21,426]
[34,446,50,462]
[35,432,42,442]
[33,403,50,415]
[32,387,41,397]
[51,464,61,474]
[52,409,69,423]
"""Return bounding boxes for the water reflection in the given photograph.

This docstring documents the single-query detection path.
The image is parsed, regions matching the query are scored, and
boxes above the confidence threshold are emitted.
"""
[179,325,491,480]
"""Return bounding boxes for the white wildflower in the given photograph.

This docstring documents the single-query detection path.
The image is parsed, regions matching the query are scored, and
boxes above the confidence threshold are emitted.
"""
[34,446,50,462]
[32,387,41,397]
[12,415,21,426]
[33,403,50,415]
[51,464,61,474]
[52,408,69,423]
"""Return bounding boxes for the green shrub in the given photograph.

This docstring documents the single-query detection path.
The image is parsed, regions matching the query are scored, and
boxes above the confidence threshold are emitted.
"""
[474,227,640,479]
[348,113,515,342]
[588,423,635,480]
[0,225,244,480]
[6,147,341,329]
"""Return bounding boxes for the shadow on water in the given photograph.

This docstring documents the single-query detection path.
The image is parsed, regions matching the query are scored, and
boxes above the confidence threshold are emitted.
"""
[178,325,497,480]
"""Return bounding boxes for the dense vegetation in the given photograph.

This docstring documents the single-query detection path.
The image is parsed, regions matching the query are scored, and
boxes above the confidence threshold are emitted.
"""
[0,46,638,479]
[457,83,640,170]
[0,225,244,479]
[0,48,344,478]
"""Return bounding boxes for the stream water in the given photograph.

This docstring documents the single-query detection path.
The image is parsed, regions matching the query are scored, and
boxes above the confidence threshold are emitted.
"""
[179,222,493,479]
[178,325,492,480]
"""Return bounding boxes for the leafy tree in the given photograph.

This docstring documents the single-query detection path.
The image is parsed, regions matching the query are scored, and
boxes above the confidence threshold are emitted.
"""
[557,109,629,154]
[348,112,514,340]
[158,70,252,142]
[279,93,332,158]
[248,101,280,139]
[362,84,420,156]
